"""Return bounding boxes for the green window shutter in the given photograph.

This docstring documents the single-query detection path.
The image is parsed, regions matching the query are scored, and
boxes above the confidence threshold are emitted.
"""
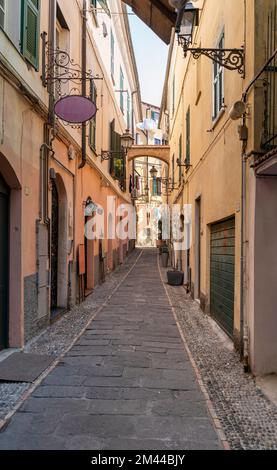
[109,119,115,175]
[89,80,97,150]
[185,107,190,167]
[21,0,40,69]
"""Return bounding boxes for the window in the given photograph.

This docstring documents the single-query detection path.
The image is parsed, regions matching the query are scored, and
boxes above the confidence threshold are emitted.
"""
[109,120,126,190]
[151,111,159,122]
[154,138,161,145]
[172,75,175,116]
[111,29,115,79]
[0,0,5,29]
[185,107,190,168]
[21,0,40,69]
[179,134,182,184]
[90,0,97,12]
[213,32,225,120]
[89,80,97,150]
[120,66,124,113]
[157,177,162,196]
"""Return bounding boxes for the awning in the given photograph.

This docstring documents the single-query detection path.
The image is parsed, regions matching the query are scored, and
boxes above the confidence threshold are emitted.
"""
[122,0,177,45]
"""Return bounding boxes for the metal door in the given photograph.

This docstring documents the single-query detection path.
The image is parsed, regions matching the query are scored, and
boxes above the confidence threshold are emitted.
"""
[210,218,235,337]
[0,173,9,350]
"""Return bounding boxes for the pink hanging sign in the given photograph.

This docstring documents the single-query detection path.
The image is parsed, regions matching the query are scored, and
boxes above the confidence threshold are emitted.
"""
[54,95,97,123]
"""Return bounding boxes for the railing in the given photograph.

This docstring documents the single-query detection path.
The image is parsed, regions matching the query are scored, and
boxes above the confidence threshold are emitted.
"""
[262,4,277,151]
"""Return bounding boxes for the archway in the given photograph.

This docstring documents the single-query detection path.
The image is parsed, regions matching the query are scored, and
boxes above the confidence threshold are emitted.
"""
[50,174,68,316]
[0,153,22,348]
[0,172,9,350]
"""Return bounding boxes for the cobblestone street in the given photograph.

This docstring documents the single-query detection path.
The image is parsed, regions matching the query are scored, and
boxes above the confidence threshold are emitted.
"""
[0,250,223,450]
[0,249,276,450]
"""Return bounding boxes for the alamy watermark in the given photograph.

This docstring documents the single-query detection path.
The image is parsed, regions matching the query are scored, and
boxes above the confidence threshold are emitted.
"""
[84,197,192,252]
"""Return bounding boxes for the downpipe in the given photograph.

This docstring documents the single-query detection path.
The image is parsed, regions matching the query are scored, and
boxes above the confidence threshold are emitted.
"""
[79,0,87,169]
[240,114,250,373]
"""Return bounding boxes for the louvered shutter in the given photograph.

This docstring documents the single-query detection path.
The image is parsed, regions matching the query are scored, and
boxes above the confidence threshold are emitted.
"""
[22,0,40,69]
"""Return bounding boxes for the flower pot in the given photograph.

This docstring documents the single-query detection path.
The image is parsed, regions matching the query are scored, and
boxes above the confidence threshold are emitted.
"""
[167,270,184,286]
[161,252,169,268]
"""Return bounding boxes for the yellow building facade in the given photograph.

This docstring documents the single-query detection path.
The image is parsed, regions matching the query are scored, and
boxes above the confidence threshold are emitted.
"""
[159,0,277,375]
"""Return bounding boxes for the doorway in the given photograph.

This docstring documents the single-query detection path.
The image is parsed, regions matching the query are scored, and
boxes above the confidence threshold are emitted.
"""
[50,175,68,319]
[0,172,9,350]
[195,197,201,300]
[51,181,59,312]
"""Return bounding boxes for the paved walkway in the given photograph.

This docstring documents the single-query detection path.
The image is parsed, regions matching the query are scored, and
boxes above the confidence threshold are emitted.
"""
[0,250,221,450]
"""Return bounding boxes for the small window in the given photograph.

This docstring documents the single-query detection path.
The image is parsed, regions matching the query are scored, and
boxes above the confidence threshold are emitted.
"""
[213,32,225,120]
[151,111,160,122]
[21,0,40,69]
[0,0,5,30]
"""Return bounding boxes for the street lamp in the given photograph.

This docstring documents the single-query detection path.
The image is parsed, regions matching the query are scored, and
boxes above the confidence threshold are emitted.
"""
[176,2,199,45]
[100,129,134,161]
[176,1,245,76]
[150,166,158,179]
[120,129,134,152]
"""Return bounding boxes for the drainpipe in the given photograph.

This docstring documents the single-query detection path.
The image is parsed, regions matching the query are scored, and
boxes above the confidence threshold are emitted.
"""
[79,0,87,169]
[240,101,249,372]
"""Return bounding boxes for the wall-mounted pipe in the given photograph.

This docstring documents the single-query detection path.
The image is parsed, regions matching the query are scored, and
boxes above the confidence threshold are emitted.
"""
[79,0,87,169]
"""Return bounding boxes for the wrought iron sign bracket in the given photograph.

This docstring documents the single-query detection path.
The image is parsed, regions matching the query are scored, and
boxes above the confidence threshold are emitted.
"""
[100,150,125,162]
[178,36,245,76]
[41,32,103,89]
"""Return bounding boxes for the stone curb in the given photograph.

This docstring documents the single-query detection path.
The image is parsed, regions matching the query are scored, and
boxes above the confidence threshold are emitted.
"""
[157,255,231,451]
[0,249,143,434]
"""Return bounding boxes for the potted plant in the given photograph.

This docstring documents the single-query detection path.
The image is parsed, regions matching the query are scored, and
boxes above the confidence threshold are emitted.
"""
[161,245,169,268]
[167,268,184,286]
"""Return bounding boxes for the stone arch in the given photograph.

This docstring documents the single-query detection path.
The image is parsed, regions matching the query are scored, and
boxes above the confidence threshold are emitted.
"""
[127,145,170,165]
[0,153,22,348]
[51,173,68,311]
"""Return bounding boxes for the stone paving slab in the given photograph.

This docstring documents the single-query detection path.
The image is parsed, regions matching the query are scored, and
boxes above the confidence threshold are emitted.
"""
[0,249,221,450]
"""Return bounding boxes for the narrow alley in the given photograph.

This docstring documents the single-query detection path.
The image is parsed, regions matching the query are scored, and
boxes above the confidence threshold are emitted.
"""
[1,0,277,456]
[0,250,222,450]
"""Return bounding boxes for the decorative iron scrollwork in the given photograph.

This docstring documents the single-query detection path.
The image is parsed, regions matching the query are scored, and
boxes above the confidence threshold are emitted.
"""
[178,35,245,76]
[41,32,103,90]
[100,150,125,162]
